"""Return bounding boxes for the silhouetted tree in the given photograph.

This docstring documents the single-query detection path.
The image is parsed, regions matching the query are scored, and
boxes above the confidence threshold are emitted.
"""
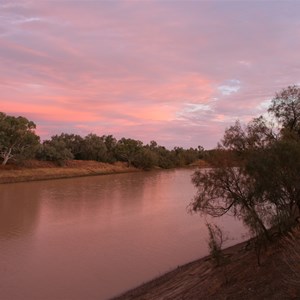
[269,85,300,136]
[191,86,300,245]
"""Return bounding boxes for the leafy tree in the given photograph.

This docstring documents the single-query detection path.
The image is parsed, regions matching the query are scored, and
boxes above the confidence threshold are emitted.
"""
[115,138,143,167]
[191,158,270,239]
[246,139,300,227]
[133,147,158,170]
[50,133,84,160]
[171,147,199,166]
[144,141,179,169]
[221,120,247,152]
[37,139,73,165]
[191,86,300,249]
[80,134,108,162]
[221,117,275,154]
[197,145,205,159]
[156,146,177,169]
[0,112,40,165]
[183,147,200,164]
[269,85,300,136]
[102,135,117,163]
[173,147,185,166]
[149,140,158,151]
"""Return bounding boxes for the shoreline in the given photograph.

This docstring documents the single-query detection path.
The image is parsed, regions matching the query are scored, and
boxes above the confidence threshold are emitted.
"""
[0,159,206,184]
[112,240,248,300]
[113,227,300,299]
[0,160,140,184]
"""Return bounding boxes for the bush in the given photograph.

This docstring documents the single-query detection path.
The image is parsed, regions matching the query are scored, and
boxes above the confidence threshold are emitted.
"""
[37,140,73,166]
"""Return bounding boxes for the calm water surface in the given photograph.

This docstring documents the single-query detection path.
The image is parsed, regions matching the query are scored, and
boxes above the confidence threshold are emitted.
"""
[0,168,247,299]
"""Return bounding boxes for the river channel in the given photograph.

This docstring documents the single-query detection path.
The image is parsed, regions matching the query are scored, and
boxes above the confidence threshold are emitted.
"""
[0,168,247,299]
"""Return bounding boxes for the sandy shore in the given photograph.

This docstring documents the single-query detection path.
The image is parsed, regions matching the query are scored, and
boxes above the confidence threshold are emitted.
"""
[0,160,139,184]
[113,227,300,299]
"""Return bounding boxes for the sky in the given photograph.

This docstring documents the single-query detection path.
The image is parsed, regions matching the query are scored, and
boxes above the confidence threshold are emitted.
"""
[1,0,300,149]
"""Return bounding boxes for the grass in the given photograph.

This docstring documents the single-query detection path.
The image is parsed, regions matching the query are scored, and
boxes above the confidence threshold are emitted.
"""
[0,160,139,184]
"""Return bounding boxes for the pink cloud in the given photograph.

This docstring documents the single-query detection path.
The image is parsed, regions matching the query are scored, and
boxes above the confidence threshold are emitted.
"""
[1,1,300,148]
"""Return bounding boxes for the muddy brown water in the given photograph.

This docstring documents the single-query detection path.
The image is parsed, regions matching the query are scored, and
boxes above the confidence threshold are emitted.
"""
[0,168,247,299]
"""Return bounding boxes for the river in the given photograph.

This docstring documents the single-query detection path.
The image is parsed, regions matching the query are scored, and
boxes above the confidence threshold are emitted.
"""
[0,168,247,299]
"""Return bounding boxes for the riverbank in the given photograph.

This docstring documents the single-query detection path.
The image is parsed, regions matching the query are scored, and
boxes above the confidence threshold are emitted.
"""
[0,160,139,184]
[114,225,300,299]
[0,159,208,184]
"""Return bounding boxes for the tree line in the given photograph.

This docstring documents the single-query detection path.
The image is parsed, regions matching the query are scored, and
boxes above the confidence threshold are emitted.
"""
[190,85,300,257]
[2,85,299,240]
[0,113,204,169]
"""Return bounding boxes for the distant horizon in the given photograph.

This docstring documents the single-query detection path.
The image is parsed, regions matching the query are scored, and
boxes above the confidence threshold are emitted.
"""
[3,110,214,151]
[1,1,300,149]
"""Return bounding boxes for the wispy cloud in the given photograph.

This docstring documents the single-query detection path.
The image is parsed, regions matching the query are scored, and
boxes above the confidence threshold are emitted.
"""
[1,1,300,148]
[218,79,241,96]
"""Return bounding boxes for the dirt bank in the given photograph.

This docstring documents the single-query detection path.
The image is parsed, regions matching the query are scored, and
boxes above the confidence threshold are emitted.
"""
[113,226,300,299]
[0,159,208,184]
[0,160,139,184]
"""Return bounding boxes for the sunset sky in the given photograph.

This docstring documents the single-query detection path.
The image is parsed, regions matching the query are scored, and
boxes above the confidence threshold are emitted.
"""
[1,0,300,149]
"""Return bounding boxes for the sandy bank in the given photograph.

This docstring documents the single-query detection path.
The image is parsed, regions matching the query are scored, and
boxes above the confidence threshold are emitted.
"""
[0,159,208,184]
[113,226,300,299]
[0,160,140,184]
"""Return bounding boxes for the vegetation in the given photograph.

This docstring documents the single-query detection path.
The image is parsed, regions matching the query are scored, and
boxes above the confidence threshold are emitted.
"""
[37,138,74,166]
[206,223,229,283]
[0,113,204,169]
[190,85,300,260]
[206,223,227,266]
[0,112,40,165]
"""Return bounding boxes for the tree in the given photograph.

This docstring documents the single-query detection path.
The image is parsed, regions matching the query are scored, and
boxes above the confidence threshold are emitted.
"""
[149,140,158,151]
[173,146,185,166]
[80,134,107,162]
[269,85,300,137]
[115,138,143,167]
[0,112,40,165]
[222,117,275,154]
[191,160,270,240]
[197,145,205,159]
[49,133,84,160]
[221,120,247,152]
[246,139,300,229]
[191,86,300,248]
[156,146,177,169]
[37,138,73,165]
[102,135,117,163]
[133,147,158,170]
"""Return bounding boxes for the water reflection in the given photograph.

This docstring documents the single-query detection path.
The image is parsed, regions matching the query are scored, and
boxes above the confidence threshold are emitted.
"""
[0,169,246,300]
[0,184,41,240]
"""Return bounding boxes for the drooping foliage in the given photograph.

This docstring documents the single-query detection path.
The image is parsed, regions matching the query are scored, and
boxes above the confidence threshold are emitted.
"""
[191,86,300,242]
